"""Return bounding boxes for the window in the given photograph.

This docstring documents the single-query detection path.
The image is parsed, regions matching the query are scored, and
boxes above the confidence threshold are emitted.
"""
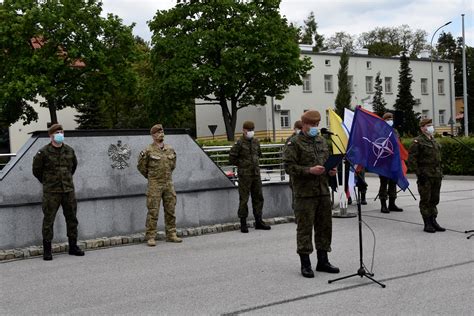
[384,77,392,94]
[438,79,445,94]
[365,76,373,93]
[421,78,428,95]
[422,110,429,119]
[348,75,354,93]
[366,61,372,69]
[280,110,290,128]
[302,74,311,92]
[325,59,331,66]
[324,75,333,93]
[439,110,445,125]
[438,65,443,72]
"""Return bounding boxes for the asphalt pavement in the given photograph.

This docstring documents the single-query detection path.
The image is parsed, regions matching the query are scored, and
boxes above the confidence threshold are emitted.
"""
[1,176,473,315]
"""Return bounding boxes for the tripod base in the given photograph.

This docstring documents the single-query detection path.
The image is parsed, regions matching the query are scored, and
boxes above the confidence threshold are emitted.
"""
[332,209,357,218]
[328,267,386,288]
[465,230,474,239]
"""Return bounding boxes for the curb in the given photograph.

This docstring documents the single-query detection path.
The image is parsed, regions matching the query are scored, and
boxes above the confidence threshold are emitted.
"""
[0,216,295,262]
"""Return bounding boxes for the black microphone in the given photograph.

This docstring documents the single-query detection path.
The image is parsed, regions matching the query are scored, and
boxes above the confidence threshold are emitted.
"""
[320,128,335,135]
[442,132,454,137]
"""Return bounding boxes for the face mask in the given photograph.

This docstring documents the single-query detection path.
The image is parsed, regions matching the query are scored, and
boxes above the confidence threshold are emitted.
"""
[53,133,64,144]
[426,126,435,135]
[386,120,393,127]
[294,128,301,134]
[246,131,254,139]
[308,127,319,137]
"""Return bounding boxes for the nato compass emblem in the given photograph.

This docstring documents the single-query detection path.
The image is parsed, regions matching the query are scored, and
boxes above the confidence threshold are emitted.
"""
[108,140,131,169]
[363,131,394,166]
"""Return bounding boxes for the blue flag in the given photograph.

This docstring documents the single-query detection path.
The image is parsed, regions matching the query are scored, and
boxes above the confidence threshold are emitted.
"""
[346,107,409,190]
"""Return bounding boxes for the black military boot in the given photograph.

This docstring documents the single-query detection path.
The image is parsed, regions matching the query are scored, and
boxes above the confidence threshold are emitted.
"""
[43,240,52,261]
[240,218,249,233]
[315,250,340,273]
[255,215,271,230]
[389,198,403,212]
[422,217,436,233]
[299,254,314,278]
[431,215,446,232]
[68,238,85,256]
[380,199,389,213]
[360,192,367,205]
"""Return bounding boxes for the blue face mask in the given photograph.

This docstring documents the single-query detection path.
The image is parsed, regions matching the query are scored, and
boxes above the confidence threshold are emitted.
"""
[308,127,319,137]
[53,133,64,144]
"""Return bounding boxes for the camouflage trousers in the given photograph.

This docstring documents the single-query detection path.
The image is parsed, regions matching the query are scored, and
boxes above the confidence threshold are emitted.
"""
[378,176,397,200]
[237,175,264,219]
[145,183,177,240]
[42,191,78,241]
[294,195,332,254]
[416,176,442,218]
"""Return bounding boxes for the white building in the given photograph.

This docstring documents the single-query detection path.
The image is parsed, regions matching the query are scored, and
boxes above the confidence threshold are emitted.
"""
[195,47,455,141]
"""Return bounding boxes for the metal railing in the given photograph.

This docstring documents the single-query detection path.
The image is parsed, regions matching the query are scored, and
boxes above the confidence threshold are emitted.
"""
[202,144,287,183]
[0,153,16,171]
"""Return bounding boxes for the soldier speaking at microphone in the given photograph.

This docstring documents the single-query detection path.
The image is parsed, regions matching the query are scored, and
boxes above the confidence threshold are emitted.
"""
[284,110,339,278]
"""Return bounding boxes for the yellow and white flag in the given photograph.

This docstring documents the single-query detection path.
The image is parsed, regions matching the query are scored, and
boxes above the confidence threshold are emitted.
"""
[328,109,348,154]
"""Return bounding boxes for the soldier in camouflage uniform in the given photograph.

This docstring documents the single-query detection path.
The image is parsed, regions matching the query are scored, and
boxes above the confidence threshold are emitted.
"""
[408,118,445,233]
[378,112,404,213]
[283,111,339,278]
[32,124,85,261]
[138,124,182,246]
[229,121,271,233]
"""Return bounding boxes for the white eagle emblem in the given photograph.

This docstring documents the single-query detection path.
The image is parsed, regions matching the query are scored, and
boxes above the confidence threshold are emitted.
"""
[108,140,131,169]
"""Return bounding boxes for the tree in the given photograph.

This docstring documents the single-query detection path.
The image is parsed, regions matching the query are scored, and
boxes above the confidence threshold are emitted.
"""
[372,72,387,117]
[394,53,419,136]
[0,0,137,127]
[358,25,428,57]
[149,0,312,140]
[334,48,351,117]
[325,32,356,52]
[299,11,324,52]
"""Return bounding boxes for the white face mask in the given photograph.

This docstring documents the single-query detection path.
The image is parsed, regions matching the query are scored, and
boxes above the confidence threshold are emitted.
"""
[246,131,254,139]
[386,120,394,127]
[294,128,301,134]
[425,126,435,135]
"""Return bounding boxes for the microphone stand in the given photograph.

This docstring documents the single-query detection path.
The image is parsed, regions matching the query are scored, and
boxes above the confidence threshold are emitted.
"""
[443,134,474,239]
[327,142,386,288]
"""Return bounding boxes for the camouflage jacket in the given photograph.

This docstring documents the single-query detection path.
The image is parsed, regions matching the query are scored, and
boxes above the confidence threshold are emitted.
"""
[32,143,78,193]
[137,143,176,185]
[408,133,442,177]
[228,136,262,177]
[283,133,331,197]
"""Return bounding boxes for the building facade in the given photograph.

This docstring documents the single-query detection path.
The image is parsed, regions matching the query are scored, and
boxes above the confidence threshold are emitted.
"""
[195,47,455,141]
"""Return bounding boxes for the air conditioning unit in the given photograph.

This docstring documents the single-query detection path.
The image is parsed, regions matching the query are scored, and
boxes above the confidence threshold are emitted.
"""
[274,104,282,111]
[415,98,421,105]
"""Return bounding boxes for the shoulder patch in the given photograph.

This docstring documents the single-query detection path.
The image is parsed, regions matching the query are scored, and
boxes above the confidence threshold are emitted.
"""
[413,140,418,143]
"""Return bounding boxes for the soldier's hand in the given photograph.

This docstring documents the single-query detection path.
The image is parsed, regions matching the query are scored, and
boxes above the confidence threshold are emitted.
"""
[328,168,337,177]
[309,165,325,175]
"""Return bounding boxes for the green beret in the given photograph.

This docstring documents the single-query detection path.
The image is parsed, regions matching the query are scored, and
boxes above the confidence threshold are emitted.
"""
[243,121,255,130]
[150,124,163,134]
[48,124,63,135]
[301,110,321,124]
[419,118,432,127]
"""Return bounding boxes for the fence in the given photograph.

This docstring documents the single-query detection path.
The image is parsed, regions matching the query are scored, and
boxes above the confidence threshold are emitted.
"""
[0,153,16,171]
[202,144,288,183]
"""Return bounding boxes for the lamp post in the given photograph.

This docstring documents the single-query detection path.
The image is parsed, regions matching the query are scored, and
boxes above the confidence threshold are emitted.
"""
[430,21,452,127]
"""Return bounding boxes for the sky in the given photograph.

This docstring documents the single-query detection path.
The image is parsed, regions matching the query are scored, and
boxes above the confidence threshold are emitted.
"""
[100,0,474,47]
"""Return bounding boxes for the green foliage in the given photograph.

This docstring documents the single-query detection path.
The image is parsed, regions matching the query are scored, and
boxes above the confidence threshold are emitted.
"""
[402,137,474,175]
[394,53,419,136]
[299,11,324,52]
[325,32,355,52]
[148,0,312,141]
[334,49,351,117]
[372,72,387,117]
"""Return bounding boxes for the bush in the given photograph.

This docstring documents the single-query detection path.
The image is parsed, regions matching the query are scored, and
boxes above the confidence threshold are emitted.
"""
[401,137,474,175]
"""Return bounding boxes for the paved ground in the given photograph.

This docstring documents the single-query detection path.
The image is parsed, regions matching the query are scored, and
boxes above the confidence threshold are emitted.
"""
[1,177,473,315]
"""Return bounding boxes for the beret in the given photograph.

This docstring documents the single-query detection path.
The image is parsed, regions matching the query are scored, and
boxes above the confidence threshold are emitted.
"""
[301,110,321,124]
[243,121,255,130]
[383,112,393,120]
[293,120,303,129]
[150,124,164,134]
[48,124,63,135]
[419,118,432,127]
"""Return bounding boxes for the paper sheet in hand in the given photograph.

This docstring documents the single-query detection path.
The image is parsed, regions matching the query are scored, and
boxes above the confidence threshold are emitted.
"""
[324,154,344,170]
